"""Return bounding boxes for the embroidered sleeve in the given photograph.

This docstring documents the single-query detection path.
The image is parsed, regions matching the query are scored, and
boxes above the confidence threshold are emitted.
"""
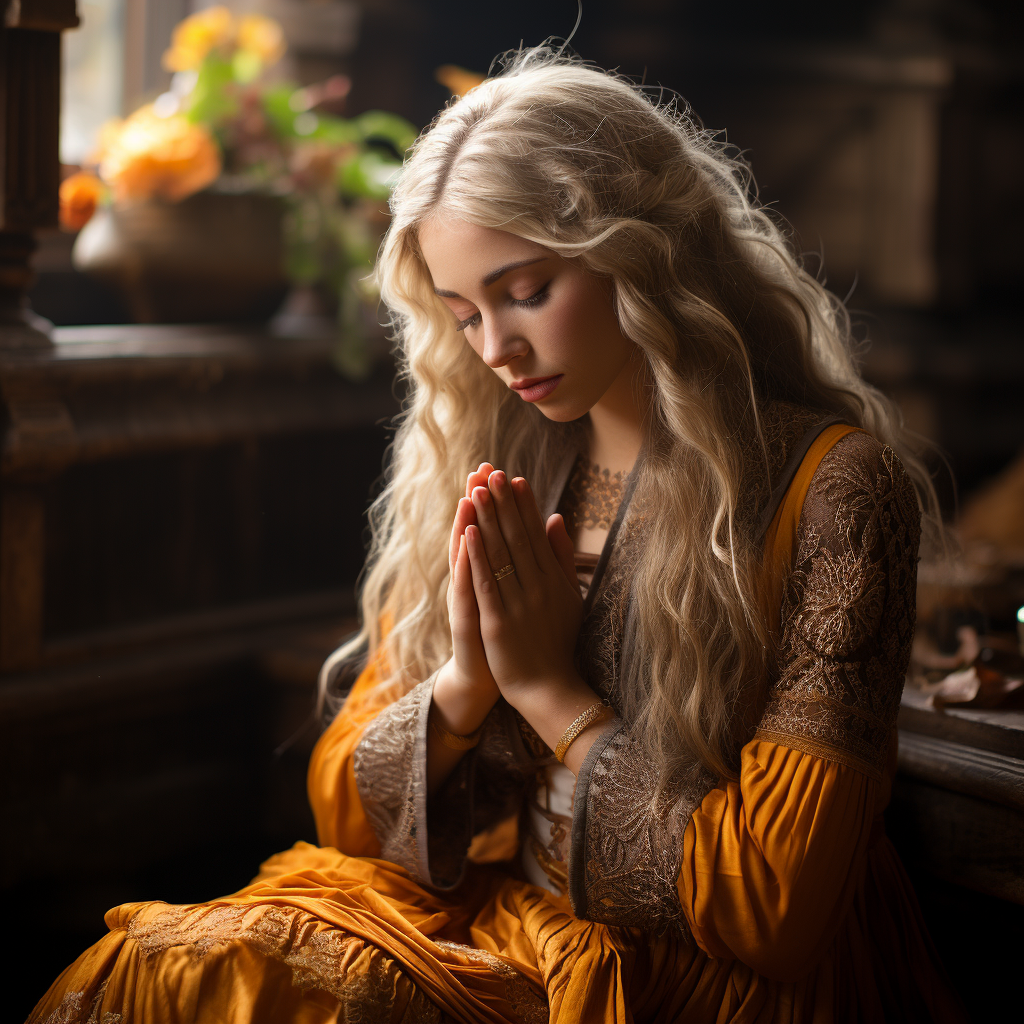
[755,431,921,780]
[568,721,717,931]
[353,676,531,889]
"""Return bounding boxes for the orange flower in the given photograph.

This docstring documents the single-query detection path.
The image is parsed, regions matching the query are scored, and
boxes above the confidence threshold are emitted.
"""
[98,104,221,203]
[435,64,487,97]
[59,171,104,231]
[163,5,235,72]
[237,13,285,68]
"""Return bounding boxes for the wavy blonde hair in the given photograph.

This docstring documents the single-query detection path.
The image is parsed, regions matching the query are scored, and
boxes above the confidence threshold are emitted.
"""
[321,46,939,783]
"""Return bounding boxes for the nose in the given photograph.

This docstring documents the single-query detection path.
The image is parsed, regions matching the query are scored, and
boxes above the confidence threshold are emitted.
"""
[479,314,528,369]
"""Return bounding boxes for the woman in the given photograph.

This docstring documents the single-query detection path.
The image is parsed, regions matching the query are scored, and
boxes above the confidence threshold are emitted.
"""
[31,48,964,1024]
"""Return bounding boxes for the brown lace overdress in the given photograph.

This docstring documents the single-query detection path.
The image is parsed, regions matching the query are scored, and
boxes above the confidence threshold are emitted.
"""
[351,409,920,939]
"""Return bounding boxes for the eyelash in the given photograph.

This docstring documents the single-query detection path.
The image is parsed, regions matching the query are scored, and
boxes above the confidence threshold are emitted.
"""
[454,284,550,332]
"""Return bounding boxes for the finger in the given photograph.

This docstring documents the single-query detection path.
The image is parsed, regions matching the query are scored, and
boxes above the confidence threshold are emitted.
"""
[449,496,477,573]
[487,470,540,585]
[471,484,520,593]
[466,462,494,499]
[466,524,504,614]
[546,514,579,588]
[510,476,561,574]
[449,499,462,573]
[451,533,480,630]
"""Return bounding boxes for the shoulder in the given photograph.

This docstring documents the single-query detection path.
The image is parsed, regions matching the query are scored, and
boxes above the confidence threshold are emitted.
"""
[799,431,921,561]
[784,431,921,663]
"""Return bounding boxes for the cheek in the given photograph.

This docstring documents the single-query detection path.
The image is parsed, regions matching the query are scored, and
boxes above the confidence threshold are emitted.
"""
[554,279,623,365]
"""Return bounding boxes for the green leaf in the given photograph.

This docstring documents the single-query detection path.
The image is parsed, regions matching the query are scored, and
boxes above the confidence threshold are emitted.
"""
[184,54,237,126]
[261,82,302,137]
[309,113,360,145]
[336,150,402,200]
[355,110,418,154]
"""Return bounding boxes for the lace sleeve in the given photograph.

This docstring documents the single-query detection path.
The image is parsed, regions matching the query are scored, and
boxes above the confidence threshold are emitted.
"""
[754,431,921,780]
[353,677,532,889]
[567,721,716,932]
[568,431,920,930]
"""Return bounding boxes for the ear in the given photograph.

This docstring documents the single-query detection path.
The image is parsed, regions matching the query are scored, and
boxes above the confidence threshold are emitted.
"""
[546,514,577,587]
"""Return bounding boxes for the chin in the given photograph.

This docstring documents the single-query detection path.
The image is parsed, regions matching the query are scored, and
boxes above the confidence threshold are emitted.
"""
[533,402,591,424]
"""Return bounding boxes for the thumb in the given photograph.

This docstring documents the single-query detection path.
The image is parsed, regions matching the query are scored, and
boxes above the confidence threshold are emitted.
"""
[546,514,578,587]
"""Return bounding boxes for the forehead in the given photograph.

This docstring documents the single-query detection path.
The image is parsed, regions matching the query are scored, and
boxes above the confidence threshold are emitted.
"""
[418,217,550,286]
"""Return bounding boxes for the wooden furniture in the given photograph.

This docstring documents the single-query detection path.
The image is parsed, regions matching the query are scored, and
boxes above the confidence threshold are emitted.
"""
[1,325,396,1012]
[892,688,1024,1017]
[895,689,1024,902]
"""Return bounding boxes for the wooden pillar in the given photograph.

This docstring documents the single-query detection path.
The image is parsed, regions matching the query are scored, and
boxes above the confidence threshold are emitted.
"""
[0,1,79,349]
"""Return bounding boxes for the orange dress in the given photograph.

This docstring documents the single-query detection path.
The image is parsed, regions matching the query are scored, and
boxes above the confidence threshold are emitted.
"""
[28,420,966,1024]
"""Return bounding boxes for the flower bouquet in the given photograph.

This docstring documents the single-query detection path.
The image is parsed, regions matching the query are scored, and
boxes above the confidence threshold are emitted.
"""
[64,5,417,377]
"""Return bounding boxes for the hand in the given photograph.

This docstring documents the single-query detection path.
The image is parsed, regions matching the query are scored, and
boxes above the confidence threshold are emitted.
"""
[465,469,584,711]
[446,462,494,632]
[427,465,504,793]
[438,464,501,720]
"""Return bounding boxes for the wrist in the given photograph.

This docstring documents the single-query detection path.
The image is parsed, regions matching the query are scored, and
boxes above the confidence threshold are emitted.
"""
[510,673,602,749]
[432,658,499,736]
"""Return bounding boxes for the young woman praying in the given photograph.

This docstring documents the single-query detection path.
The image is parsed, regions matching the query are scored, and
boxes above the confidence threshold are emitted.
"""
[31,47,966,1024]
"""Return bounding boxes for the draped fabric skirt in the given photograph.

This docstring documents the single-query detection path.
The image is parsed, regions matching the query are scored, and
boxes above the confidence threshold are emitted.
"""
[29,835,959,1024]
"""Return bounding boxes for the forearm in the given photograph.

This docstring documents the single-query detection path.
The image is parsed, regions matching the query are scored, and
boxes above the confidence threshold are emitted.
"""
[427,658,500,794]
[680,740,877,980]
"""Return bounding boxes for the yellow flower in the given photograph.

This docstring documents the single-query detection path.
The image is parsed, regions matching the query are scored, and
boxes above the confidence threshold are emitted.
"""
[98,104,221,203]
[59,171,104,231]
[435,64,487,97]
[163,5,235,72]
[237,13,285,68]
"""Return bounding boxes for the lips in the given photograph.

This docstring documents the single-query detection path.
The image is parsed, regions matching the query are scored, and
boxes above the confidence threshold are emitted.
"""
[509,374,563,402]
[509,374,560,391]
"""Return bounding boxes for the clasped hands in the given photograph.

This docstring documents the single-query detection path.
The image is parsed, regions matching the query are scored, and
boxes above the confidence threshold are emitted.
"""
[440,461,586,729]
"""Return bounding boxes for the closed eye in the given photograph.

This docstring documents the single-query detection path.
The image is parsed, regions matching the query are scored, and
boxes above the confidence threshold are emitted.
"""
[454,312,481,332]
[512,282,550,310]
[454,283,550,333]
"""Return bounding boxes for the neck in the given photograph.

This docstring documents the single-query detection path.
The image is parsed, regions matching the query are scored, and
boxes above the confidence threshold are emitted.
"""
[587,347,646,474]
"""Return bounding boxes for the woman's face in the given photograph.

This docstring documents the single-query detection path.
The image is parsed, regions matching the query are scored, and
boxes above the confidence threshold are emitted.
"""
[417,217,638,423]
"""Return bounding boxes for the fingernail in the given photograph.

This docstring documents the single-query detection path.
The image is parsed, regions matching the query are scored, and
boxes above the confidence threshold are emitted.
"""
[491,470,505,488]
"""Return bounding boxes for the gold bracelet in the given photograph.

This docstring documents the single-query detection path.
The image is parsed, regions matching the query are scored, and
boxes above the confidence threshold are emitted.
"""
[554,702,611,763]
[430,715,483,751]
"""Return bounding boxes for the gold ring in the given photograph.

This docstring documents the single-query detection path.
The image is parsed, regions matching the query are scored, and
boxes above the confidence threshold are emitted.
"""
[493,563,516,581]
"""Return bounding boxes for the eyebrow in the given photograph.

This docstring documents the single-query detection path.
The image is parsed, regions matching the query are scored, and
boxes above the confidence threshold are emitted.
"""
[433,256,548,298]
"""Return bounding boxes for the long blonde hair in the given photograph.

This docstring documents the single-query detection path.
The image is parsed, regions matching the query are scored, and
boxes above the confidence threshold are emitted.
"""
[321,46,939,783]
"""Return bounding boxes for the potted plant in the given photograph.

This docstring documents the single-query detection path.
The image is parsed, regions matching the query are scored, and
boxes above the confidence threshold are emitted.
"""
[64,5,417,376]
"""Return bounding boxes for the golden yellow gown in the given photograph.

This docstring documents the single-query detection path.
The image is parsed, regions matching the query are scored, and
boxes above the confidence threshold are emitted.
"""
[29,412,966,1024]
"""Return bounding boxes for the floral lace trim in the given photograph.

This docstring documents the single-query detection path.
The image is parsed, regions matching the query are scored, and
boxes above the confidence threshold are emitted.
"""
[562,458,630,530]
[755,433,920,781]
[355,674,533,890]
[433,940,549,1024]
[34,981,120,1024]
[572,725,715,932]
[125,902,452,1021]
[354,676,434,880]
